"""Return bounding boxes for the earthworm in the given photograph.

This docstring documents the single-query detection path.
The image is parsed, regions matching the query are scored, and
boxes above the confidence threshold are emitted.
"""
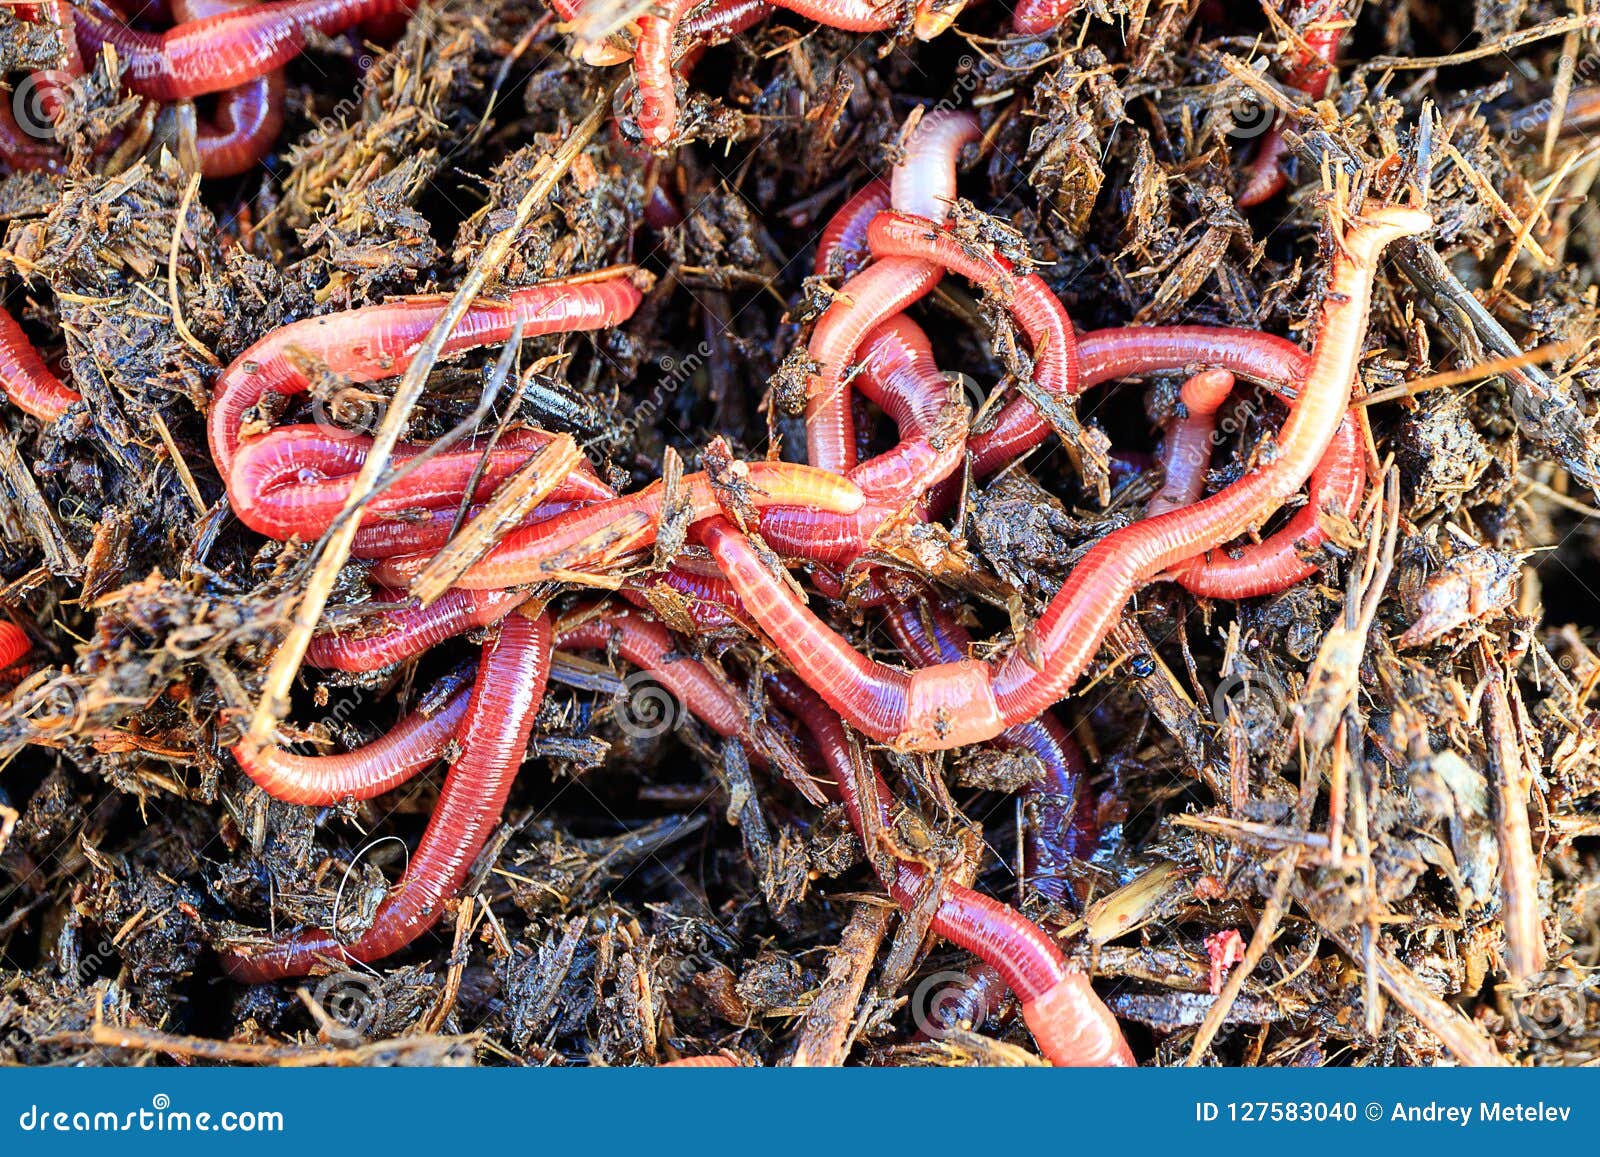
[221,606,552,982]
[72,0,415,102]
[305,588,527,672]
[659,1054,741,1066]
[969,325,1366,596]
[226,425,612,546]
[764,0,895,31]
[189,70,286,175]
[4,0,285,177]
[682,0,774,41]
[1238,0,1346,207]
[371,463,866,591]
[1009,0,1081,37]
[805,257,944,474]
[814,180,890,280]
[889,111,980,223]
[232,681,471,805]
[0,622,31,671]
[1146,369,1236,519]
[864,210,1080,415]
[706,204,1430,748]
[0,4,81,173]
[758,400,968,565]
[0,306,79,421]
[878,594,1098,898]
[208,269,644,475]
[170,0,287,177]
[634,0,695,148]
[805,114,976,472]
[1164,386,1366,601]
[555,608,750,739]
[769,675,1132,1066]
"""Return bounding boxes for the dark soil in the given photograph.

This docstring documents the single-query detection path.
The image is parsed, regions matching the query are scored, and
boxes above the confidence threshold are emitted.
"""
[1,0,1598,1066]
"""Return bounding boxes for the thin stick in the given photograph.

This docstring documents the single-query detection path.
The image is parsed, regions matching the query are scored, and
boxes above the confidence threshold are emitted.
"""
[168,172,219,368]
[243,87,614,750]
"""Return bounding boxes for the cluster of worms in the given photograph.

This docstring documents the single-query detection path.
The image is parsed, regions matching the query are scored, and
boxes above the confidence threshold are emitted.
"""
[0,1,1437,1065]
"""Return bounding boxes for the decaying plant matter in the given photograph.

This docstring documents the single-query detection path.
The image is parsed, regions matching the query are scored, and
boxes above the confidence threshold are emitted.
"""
[1,0,1599,1068]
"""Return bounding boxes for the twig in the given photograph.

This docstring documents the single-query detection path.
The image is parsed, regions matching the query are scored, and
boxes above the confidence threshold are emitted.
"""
[167,171,219,368]
[1185,855,1294,1065]
[243,85,615,750]
[792,902,894,1067]
[1359,14,1600,74]
[420,896,477,1034]
[410,433,583,604]
[1475,641,1548,982]
[52,1021,479,1067]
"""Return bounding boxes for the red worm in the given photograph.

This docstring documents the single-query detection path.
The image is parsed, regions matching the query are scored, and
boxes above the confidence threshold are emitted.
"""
[634,0,694,148]
[0,306,79,421]
[805,257,944,474]
[814,180,890,280]
[370,463,866,591]
[72,0,414,101]
[232,681,471,805]
[221,606,553,982]
[769,675,1132,1066]
[659,1054,741,1067]
[192,71,286,176]
[705,205,1430,749]
[968,325,1366,596]
[306,588,526,672]
[170,0,287,177]
[1146,369,1235,519]
[1238,1,1347,207]
[555,609,750,739]
[879,594,1098,900]
[682,0,774,41]
[209,269,643,475]
[1009,0,1080,37]
[804,114,977,472]
[623,556,747,631]
[0,3,82,172]
[227,424,613,546]
[890,111,979,224]
[0,622,32,671]
[632,0,780,147]
[758,401,968,565]
[1078,326,1368,598]
[865,211,1080,423]
[764,0,895,30]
